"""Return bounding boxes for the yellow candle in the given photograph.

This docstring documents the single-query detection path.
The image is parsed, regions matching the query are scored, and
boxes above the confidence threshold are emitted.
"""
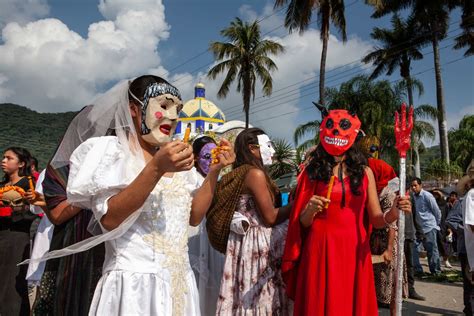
[325,175,335,209]
[183,127,191,143]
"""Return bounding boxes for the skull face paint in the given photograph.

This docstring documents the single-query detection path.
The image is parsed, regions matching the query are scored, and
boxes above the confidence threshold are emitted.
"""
[257,134,275,165]
[197,142,217,176]
[319,109,361,156]
[141,94,181,146]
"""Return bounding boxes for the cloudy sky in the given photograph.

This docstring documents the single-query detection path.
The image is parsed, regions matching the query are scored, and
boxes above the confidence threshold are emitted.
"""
[0,0,472,145]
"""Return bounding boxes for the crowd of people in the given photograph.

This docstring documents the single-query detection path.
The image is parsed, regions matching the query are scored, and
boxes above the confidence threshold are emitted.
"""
[1,74,472,316]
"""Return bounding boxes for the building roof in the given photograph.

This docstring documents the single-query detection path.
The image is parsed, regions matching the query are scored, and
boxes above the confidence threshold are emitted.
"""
[179,83,226,123]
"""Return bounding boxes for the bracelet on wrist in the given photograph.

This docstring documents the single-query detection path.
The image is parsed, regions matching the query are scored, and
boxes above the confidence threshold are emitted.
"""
[383,210,398,230]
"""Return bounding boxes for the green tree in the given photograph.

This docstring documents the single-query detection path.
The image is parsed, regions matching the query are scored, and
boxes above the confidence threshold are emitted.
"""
[274,0,347,105]
[293,120,321,153]
[269,138,297,179]
[454,0,474,56]
[424,158,463,180]
[293,75,438,170]
[366,0,454,165]
[208,17,284,128]
[293,75,402,163]
[362,14,426,107]
[448,114,474,171]
[411,104,439,177]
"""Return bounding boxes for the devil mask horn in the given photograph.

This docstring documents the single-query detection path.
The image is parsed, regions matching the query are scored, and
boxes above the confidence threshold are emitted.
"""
[313,101,329,118]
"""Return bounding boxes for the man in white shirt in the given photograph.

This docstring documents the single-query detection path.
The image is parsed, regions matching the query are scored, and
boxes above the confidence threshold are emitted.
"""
[447,168,474,315]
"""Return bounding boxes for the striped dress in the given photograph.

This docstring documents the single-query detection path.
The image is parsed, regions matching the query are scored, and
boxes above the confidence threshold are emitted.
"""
[33,165,105,316]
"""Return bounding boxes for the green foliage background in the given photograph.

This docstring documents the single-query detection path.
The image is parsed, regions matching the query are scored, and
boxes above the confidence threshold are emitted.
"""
[0,103,77,172]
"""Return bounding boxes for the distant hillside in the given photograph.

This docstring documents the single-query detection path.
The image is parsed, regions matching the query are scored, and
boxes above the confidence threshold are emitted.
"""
[0,103,78,171]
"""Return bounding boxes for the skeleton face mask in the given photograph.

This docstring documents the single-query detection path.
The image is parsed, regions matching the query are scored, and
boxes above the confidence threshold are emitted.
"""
[197,142,217,176]
[129,82,183,147]
[319,109,361,156]
[257,134,275,166]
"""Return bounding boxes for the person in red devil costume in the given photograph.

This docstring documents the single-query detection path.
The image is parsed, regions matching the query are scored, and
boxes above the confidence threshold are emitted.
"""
[281,104,412,316]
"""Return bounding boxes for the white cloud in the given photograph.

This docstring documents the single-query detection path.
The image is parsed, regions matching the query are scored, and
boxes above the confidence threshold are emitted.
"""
[0,1,373,146]
[0,0,170,112]
[0,0,49,29]
[189,4,372,143]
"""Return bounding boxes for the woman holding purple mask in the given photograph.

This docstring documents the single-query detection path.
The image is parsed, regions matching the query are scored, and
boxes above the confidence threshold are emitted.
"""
[189,135,251,314]
[188,135,224,315]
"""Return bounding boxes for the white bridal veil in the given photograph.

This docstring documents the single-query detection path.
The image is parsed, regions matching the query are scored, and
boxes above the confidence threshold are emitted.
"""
[20,79,147,264]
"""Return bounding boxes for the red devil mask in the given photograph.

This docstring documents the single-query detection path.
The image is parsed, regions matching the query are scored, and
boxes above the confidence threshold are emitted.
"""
[319,109,361,156]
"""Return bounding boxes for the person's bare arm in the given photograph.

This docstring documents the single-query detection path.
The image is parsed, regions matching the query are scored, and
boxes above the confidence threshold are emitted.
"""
[245,168,292,227]
[366,168,411,229]
[102,141,194,231]
[190,139,235,226]
[43,200,81,225]
[382,227,396,264]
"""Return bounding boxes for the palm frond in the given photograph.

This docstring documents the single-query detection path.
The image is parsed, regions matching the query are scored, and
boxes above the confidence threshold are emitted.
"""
[207,17,284,126]
[414,104,438,121]
[293,120,320,145]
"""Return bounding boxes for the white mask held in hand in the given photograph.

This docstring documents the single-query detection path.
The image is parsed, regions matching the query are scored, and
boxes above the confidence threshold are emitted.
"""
[257,134,275,166]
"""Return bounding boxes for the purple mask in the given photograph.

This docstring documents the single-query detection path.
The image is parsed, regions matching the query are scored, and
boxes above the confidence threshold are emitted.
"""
[198,143,217,176]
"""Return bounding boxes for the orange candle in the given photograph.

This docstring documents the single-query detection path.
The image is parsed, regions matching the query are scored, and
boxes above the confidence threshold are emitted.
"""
[183,127,191,143]
[325,175,335,209]
[28,176,36,199]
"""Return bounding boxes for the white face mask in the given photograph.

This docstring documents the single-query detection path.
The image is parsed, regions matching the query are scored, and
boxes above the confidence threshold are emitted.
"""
[257,134,275,166]
[141,94,180,146]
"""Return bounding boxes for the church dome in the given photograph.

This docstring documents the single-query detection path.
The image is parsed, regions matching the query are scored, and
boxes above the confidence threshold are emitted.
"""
[179,83,226,123]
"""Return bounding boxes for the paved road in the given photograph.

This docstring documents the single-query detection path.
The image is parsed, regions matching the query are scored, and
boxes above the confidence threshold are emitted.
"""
[378,257,464,315]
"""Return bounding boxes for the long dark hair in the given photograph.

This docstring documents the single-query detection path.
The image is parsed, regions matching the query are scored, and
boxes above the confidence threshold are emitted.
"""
[2,147,33,183]
[306,144,367,196]
[234,128,279,203]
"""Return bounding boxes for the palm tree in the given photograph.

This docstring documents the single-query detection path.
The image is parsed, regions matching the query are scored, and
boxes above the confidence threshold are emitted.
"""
[293,75,402,163]
[207,17,284,128]
[411,104,439,177]
[325,75,402,144]
[293,75,439,171]
[454,0,474,56]
[269,138,298,179]
[293,120,321,153]
[449,115,474,171]
[366,0,453,165]
[274,0,347,105]
[362,14,426,107]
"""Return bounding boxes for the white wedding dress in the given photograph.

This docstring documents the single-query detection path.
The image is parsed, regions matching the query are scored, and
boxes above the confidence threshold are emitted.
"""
[67,136,201,316]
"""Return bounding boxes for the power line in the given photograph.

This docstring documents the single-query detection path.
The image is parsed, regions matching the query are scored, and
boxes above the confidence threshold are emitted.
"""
[158,4,291,79]
[244,55,469,124]
[222,23,463,116]
[224,31,462,119]
[169,1,363,87]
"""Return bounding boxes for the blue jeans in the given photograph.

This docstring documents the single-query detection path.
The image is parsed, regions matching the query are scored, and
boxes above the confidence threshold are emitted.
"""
[413,239,423,274]
[423,229,442,274]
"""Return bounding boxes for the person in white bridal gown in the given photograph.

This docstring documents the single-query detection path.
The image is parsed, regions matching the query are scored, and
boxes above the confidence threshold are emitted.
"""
[63,75,234,316]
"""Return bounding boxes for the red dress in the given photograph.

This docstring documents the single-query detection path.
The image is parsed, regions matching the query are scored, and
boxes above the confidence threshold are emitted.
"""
[282,170,378,316]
